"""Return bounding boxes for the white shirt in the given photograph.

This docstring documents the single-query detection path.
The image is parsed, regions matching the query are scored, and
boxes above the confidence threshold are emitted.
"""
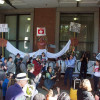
[94,65,100,77]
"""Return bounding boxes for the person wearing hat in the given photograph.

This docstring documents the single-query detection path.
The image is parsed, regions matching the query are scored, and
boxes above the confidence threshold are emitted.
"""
[32,55,44,76]
[5,73,29,100]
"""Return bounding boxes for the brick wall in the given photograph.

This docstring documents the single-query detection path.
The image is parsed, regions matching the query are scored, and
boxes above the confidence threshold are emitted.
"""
[33,8,56,52]
[0,14,4,54]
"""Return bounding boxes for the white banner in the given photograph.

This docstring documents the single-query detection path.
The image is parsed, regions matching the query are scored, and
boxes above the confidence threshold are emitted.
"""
[6,40,71,58]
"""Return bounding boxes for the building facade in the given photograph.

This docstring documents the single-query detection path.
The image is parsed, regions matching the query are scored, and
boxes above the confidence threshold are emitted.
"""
[0,7,99,59]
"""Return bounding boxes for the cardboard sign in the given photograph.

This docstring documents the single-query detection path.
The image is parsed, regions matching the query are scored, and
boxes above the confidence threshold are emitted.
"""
[0,38,7,47]
[69,22,81,33]
[0,24,8,32]
[37,27,46,36]
[71,38,78,46]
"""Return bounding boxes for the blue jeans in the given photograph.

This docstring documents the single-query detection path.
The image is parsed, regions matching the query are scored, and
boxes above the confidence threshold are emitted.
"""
[42,66,46,72]
[44,78,55,89]
[64,67,73,87]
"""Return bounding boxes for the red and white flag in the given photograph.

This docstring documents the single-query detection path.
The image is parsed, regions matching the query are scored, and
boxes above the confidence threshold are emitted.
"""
[37,27,46,36]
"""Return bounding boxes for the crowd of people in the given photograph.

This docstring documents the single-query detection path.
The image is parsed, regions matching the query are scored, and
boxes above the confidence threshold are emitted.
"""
[0,52,100,100]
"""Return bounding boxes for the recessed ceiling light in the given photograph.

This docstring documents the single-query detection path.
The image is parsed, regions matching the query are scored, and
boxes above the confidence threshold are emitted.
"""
[76,0,81,1]
[27,18,31,21]
[0,0,4,4]
[73,17,78,21]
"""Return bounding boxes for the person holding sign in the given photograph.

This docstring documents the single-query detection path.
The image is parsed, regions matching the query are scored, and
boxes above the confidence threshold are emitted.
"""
[64,54,76,88]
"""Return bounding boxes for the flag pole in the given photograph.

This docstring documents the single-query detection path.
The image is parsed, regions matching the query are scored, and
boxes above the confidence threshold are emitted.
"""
[2,32,4,57]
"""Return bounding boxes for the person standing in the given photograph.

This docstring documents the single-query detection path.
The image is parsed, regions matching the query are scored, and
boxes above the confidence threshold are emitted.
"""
[64,54,76,87]
[79,52,88,79]
[20,54,30,73]
[0,66,6,82]
[32,55,43,76]
[5,73,29,100]
[7,57,16,74]
[93,60,100,92]
[54,62,61,81]
[41,52,47,72]
[1,58,7,72]
[15,53,22,74]
[2,73,13,100]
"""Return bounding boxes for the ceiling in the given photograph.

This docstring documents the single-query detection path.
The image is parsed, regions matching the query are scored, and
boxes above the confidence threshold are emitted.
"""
[0,0,100,9]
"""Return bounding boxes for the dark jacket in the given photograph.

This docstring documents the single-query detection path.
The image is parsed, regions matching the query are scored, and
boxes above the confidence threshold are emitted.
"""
[77,88,95,100]
[5,83,26,100]
[28,71,35,79]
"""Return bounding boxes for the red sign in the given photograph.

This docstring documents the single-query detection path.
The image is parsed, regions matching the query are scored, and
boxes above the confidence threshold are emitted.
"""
[38,28,44,34]
[37,27,46,36]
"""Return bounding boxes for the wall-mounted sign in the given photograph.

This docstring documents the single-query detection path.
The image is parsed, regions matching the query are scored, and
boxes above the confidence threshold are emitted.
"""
[37,27,46,36]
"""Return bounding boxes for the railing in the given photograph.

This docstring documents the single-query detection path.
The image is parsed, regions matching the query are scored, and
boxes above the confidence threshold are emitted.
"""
[45,60,95,75]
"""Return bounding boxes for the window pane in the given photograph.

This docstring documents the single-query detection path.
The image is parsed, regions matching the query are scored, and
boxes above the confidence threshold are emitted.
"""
[77,43,93,52]
[60,13,94,55]
[59,42,67,50]
[5,41,16,58]
[18,41,30,53]
[60,24,73,41]
[19,15,31,40]
[5,16,17,40]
